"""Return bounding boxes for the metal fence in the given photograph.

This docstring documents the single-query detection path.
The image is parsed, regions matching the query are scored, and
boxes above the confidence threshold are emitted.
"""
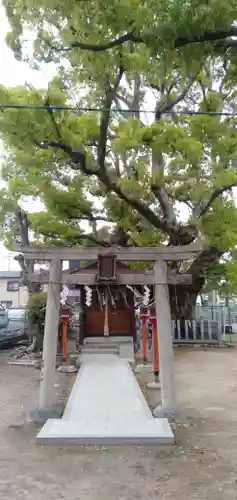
[137,310,235,347]
[172,319,222,344]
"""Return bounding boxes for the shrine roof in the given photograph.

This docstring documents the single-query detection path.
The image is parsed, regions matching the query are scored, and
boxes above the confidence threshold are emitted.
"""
[66,261,147,274]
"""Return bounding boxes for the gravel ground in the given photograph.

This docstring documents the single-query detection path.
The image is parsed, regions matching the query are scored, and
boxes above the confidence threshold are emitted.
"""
[0,346,237,500]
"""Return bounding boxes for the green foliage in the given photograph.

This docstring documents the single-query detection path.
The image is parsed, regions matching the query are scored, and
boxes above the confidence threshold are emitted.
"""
[26,292,47,336]
[0,186,25,249]
[1,0,237,306]
[201,201,237,251]
[204,256,237,297]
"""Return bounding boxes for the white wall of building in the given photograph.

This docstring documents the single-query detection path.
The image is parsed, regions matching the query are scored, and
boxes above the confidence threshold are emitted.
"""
[0,279,28,308]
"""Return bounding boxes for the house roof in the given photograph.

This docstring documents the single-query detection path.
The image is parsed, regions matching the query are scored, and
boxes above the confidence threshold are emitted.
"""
[0,271,22,279]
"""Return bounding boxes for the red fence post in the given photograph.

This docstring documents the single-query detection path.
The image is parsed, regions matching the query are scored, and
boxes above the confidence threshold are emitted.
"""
[140,307,149,363]
[59,314,69,363]
[149,305,159,383]
[62,320,68,362]
[142,318,147,362]
[151,318,159,383]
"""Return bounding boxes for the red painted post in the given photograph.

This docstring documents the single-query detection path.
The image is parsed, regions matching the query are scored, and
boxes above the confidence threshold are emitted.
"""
[150,306,159,383]
[142,318,147,362]
[62,320,68,362]
[140,307,148,363]
[151,319,159,382]
[60,314,69,363]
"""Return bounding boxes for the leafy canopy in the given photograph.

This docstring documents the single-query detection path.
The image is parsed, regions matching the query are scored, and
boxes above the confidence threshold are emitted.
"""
[1,0,237,303]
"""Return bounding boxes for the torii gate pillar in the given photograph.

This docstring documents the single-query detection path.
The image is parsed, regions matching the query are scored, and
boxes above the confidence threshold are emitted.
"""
[39,258,62,409]
[153,260,176,418]
[26,258,62,423]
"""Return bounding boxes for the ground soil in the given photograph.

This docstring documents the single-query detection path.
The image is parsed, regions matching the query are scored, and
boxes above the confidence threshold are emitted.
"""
[1,345,237,500]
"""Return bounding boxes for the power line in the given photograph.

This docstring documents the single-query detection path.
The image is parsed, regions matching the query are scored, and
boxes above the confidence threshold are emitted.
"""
[0,103,237,116]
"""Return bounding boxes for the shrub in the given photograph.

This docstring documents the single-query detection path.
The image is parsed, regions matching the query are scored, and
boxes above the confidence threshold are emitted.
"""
[26,292,47,348]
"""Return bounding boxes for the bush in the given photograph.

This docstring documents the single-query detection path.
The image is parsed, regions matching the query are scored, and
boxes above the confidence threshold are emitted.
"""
[26,292,47,348]
[26,292,69,351]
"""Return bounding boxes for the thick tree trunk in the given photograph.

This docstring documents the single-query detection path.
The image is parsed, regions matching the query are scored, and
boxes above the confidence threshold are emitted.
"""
[169,278,204,319]
[26,282,42,348]
[17,257,42,347]
[169,246,223,318]
[26,332,43,352]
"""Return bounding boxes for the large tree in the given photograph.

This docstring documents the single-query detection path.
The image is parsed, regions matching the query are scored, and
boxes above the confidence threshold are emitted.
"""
[1,0,237,316]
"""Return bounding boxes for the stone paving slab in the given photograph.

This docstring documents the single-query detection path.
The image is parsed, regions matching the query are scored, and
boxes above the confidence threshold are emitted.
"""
[37,354,174,445]
[36,418,174,445]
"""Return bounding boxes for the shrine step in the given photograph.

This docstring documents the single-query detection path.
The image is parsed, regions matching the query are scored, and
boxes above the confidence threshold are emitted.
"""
[81,347,118,355]
[84,336,133,345]
[81,345,134,361]
[83,341,119,348]
[83,336,134,361]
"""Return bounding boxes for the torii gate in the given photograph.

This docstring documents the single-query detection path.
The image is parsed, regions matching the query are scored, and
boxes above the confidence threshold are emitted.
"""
[15,242,201,420]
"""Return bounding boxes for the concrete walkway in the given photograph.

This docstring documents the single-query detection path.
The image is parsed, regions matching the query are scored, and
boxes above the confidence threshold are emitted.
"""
[37,354,174,445]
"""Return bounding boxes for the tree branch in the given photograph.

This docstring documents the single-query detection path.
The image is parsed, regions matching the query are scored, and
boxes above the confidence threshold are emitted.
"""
[176,27,237,48]
[66,213,112,223]
[38,138,167,231]
[155,78,196,118]
[115,92,145,125]
[116,74,142,119]
[151,142,177,229]
[98,62,124,173]
[46,26,237,54]
[37,226,110,247]
[70,234,110,246]
[168,192,193,210]
[89,215,112,222]
[149,78,195,226]
[116,92,133,109]
[47,32,141,53]
[195,182,237,217]
[37,140,96,175]
[15,208,30,245]
[14,211,41,292]
[100,172,169,231]
[151,187,175,223]
[132,74,141,120]
[188,246,223,279]
[114,97,140,121]
[45,97,62,140]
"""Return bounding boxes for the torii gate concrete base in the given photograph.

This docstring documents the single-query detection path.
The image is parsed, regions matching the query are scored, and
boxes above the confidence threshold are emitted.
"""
[36,354,174,445]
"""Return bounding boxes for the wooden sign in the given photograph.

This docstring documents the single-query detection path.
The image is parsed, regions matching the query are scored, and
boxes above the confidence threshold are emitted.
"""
[97,255,117,281]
